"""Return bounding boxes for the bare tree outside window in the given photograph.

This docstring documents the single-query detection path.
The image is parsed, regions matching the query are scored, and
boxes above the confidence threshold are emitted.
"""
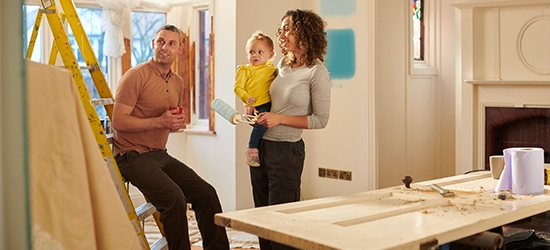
[131,12,166,66]
[23,5,108,118]
[22,6,167,121]
[69,7,108,119]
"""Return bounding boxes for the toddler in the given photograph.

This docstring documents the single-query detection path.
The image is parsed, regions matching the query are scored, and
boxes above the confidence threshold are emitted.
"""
[234,31,277,166]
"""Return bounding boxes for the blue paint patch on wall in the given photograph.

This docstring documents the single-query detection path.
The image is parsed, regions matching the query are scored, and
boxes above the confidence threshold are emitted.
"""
[321,0,356,17]
[326,29,355,80]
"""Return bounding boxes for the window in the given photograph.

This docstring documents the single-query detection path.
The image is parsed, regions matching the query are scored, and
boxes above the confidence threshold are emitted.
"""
[22,3,213,131]
[23,5,42,62]
[197,9,210,121]
[23,5,167,121]
[69,7,109,119]
[184,6,214,132]
[131,12,166,66]
[23,5,109,119]
[410,0,437,75]
[412,0,423,60]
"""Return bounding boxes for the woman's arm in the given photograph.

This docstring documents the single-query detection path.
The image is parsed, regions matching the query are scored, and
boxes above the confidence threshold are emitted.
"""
[307,62,331,129]
[257,113,308,129]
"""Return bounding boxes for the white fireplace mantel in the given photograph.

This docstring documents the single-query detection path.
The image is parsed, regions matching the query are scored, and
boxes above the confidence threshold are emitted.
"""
[454,1,550,174]
[467,80,550,86]
[452,0,550,9]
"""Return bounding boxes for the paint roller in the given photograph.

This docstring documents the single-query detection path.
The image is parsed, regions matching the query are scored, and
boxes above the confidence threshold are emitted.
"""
[211,98,257,125]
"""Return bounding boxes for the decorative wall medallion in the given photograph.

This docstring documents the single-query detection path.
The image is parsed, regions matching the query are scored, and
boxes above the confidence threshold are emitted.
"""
[517,16,550,75]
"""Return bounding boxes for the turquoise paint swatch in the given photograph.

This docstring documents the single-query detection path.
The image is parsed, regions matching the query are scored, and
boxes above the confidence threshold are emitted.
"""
[326,29,355,80]
[321,0,356,17]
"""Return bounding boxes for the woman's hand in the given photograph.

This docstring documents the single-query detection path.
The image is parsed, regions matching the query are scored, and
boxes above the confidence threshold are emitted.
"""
[257,112,283,128]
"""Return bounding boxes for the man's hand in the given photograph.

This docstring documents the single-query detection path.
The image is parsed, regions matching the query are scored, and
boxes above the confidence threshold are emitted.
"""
[161,109,186,131]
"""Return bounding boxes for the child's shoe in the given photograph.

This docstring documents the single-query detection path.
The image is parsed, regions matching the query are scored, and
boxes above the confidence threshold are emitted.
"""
[245,147,260,167]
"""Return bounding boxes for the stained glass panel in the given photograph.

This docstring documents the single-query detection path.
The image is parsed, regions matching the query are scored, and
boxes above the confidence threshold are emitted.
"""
[412,0,423,60]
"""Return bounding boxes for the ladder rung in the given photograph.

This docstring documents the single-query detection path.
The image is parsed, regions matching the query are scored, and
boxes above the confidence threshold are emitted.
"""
[91,98,114,106]
[81,64,101,72]
[39,9,56,14]
[55,65,99,71]
[150,237,168,250]
[136,202,157,222]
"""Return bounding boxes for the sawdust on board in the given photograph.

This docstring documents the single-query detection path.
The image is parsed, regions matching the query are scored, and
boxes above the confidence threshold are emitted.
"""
[393,184,537,217]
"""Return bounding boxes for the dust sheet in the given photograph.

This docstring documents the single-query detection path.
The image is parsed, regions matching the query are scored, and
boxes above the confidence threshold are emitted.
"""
[27,61,140,250]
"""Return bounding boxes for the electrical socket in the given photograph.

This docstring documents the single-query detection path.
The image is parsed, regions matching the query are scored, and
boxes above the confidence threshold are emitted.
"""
[318,168,326,177]
[326,169,339,179]
[339,170,352,181]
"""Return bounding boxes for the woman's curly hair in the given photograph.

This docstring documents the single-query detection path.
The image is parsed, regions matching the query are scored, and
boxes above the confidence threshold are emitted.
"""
[276,9,328,67]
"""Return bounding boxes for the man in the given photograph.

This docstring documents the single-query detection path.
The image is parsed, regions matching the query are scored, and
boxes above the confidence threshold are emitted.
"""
[112,24,229,250]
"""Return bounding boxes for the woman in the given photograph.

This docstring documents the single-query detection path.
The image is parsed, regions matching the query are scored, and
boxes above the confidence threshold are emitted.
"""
[250,9,331,250]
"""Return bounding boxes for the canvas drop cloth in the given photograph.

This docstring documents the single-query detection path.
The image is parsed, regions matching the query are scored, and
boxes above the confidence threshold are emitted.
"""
[27,61,141,250]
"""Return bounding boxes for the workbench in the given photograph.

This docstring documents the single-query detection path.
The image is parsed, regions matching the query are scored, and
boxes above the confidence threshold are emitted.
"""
[215,171,550,249]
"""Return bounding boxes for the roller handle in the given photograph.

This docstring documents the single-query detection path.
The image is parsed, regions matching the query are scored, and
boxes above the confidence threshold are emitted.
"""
[211,98,242,125]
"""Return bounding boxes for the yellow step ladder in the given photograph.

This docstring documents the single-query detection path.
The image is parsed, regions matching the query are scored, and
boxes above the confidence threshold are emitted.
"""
[26,0,166,249]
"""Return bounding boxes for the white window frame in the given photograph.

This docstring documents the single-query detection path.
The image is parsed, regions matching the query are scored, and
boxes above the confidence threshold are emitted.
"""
[188,5,210,130]
[409,0,438,76]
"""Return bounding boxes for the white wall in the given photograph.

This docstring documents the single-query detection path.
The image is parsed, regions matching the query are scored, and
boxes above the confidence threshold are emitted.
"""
[376,0,457,188]
[166,0,458,210]
[439,0,457,178]
[299,1,378,197]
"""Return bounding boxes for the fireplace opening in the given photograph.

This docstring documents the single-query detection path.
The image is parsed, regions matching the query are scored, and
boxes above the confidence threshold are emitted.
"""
[485,107,550,170]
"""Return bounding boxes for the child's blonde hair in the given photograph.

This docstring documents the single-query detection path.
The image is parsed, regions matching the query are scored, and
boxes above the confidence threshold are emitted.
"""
[246,30,276,57]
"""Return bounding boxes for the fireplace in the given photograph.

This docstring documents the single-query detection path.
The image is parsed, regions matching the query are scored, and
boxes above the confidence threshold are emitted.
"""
[453,0,550,174]
[485,107,550,170]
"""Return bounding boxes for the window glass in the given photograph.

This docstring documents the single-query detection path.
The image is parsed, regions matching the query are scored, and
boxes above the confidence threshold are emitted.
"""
[131,12,166,66]
[23,5,42,62]
[23,5,109,119]
[197,9,210,120]
[68,7,109,119]
[412,0,423,60]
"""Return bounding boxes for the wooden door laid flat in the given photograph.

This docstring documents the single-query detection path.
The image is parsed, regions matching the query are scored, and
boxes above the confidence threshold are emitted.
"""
[215,172,550,250]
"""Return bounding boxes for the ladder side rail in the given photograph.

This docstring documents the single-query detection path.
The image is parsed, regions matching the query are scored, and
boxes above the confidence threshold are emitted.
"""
[48,43,60,65]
